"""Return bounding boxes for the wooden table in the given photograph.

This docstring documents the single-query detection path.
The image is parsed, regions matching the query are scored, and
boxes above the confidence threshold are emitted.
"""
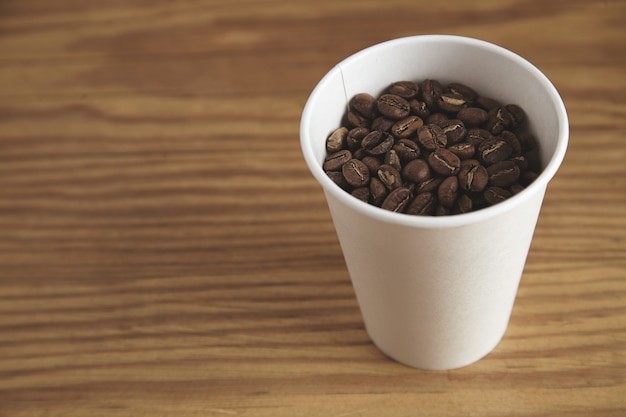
[1,1,624,415]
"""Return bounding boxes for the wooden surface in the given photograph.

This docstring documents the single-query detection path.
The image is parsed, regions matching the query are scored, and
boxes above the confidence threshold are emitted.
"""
[1,0,625,416]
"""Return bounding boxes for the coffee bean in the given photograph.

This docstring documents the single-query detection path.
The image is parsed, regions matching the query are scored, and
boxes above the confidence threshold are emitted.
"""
[351,187,370,202]
[458,159,488,192]
[377,94,410,120]
[402,159,431,183]
[428,148,461,176]
[409,99,430,119]
[342,158,370,187]
[448,82,478,102]
[393,139,421,162]
[466,128,493,147]
[371,117,394,132]
[440,119,467,144]
[416,177,444,193]
[505,104,526,128]
[426,113,449,126]
[421,79,443,111]
[487,160,521,187]
[486,106,515,135]
[457,107,489,127]
[417,124,447,149]
[484,187,512,205]
[387,81,419,99]
[406,192,436,215]
[346,127,369,151]
[500,130,522,156]
[384,149,402,171]
[361,156,382,178]
[325,127,348,153]
[438,91,467,113]
[350,93,377,119]
[362,130,394,156]
[455,194,473,214]
[377,164,403,190]
[447,142,476,160]
[369,177,388,206]
[438,176,459,208]
[382,187,413,212]
[323,149,352,171]
[346,110,371,129]
[327,171,349,190]
[391,115,423,138]
[478,138,513,165]
[475,96,501,111]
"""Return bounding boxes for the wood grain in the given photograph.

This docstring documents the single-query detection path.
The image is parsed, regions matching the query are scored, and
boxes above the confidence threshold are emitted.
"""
[1,0,625,416]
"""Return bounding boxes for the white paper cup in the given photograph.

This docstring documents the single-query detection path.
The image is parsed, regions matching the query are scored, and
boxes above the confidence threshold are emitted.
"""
[300,35,568,370]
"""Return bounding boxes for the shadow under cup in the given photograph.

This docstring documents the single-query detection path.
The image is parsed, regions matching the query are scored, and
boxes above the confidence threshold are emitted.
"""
[300,35,568,370]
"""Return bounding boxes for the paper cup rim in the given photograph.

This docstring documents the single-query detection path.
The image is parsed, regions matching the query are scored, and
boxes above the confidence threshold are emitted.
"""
[301,35,569,229]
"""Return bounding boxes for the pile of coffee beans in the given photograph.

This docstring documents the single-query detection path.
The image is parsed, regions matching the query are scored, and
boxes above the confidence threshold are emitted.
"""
[323,79,541,216]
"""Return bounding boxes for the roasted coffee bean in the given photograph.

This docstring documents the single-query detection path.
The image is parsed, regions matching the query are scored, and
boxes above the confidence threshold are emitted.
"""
[416,176,444,193]
[438,91,467,113]
[510,184,525,195]
[371,117,394,132]
[346,110,371,129]
[409,99,430,119]
[455,194,473,214]
[393,139,421,162]
[447,142,476,160]
[377,164,403,190]
[391,115,423,138]
[421,79,443,111]
[382,187,413,212]
[402,159,431,183]
[457,107,489,128]
[384,149,402,171]
[487,160,521,187]
[478,138,513,165]
[475,96,501,111]
[353,147,367,160]
[361,155,382,176]
[327,171,349,190]
[435,205,450,216]
[484,187,512,205]
[351,187,370,202]
[342,158,370,187]
[417,124,447,149]
[448,82,478,102]
[326,127,348,153]
[426,113,449,126]
[387,81,419,99]
[458,159,488,192]
[370,177,388,206]
[438,176,459,208]
[440,119,467,144]
[500,130,523,156]
[406,192,436,215]
[428,148,461,176]
[323,149,352,171]
[466,128,493,147]
[350,93,377,119]
[518,131,538,152]
[347,127,369,151]
[377,94,410,120]
[362,130,394,155]
[486,106,515,135]
[521,170,539,186]
[505,104,526,128]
